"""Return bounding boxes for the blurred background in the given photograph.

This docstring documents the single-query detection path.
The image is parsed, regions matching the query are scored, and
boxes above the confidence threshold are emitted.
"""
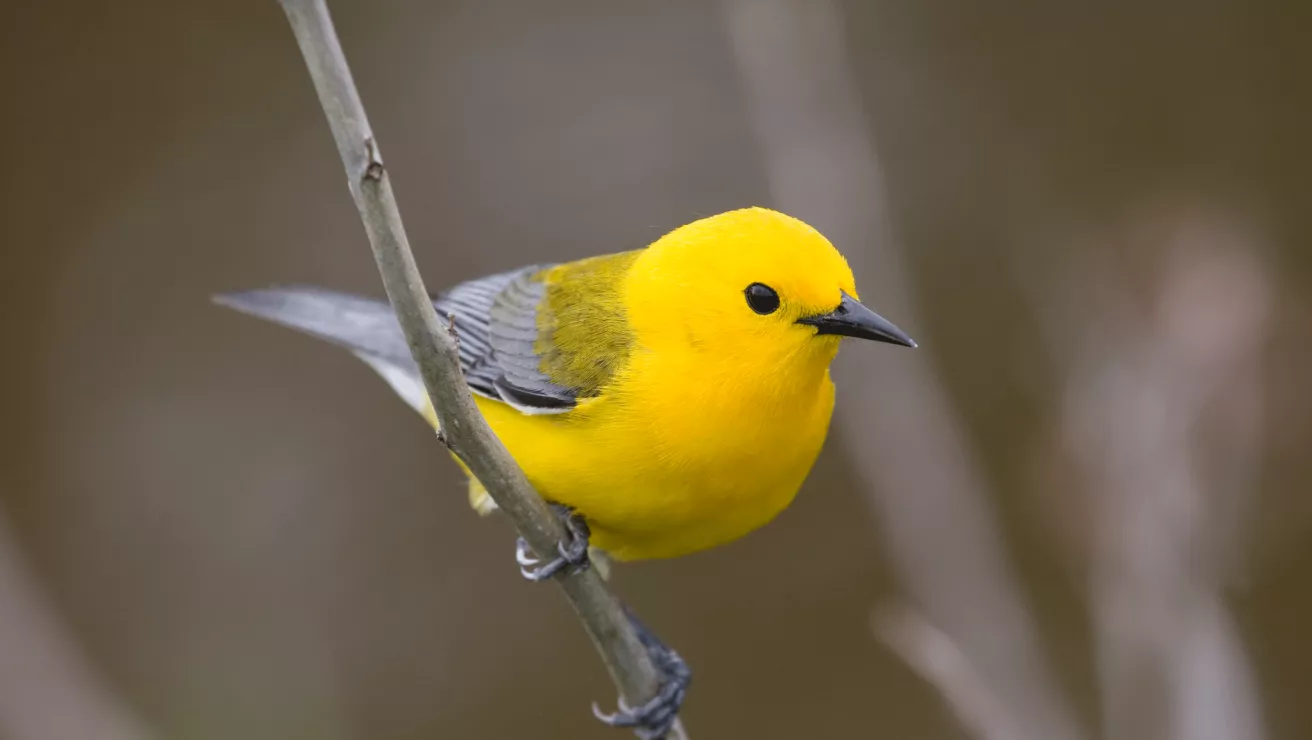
[2,1,1309,738]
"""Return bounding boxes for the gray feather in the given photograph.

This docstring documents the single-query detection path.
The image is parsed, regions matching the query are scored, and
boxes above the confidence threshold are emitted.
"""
[214,286,433,413]
[215,264,579,416]
[214,286,414,369]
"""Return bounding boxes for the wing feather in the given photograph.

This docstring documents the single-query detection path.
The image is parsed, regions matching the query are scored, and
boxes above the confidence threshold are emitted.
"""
[216,255,634,417]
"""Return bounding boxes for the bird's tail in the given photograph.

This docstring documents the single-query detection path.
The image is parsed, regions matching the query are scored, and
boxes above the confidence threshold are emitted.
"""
[213,287,428,414]
[215,286,501,515]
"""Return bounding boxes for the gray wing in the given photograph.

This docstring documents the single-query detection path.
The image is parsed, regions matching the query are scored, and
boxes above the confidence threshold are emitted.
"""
[433,265,579,412]
[214,265,577,416]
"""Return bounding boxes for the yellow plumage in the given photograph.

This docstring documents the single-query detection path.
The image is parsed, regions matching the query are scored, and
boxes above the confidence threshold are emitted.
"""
[218,207,913,563]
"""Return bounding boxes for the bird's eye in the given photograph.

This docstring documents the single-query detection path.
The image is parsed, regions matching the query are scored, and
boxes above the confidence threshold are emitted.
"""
[744,283,780,315]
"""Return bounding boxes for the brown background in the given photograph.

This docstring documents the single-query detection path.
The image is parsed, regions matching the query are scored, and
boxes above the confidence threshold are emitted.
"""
[2,1,1309,738]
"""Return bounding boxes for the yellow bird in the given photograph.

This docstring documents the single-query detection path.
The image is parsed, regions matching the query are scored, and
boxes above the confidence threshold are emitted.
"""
[218,206,913,737]
[218,206,914,562]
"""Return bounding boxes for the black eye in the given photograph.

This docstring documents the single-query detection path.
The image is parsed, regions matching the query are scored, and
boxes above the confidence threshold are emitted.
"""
[744,283,780,315]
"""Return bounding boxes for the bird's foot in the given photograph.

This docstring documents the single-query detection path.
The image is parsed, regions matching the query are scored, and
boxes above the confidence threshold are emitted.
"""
[592,609,692,740]
[515,505,591,581]
[515,512,688,737]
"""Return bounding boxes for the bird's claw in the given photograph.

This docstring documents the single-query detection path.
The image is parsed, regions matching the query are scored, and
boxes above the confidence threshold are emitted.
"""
[591,673,689,740]
[515,507,590,581]
[514,510,690,738]
[592,610,692,739]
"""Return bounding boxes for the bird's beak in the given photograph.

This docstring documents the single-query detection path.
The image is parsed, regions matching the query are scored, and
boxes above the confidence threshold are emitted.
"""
[797,291,917,347]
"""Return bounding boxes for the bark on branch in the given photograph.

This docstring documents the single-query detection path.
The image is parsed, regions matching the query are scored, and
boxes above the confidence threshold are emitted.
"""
[275,2,684,736]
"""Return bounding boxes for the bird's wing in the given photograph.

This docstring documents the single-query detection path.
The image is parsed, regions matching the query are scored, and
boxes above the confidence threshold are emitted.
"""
[434,264,581,413]
[438,252,641,413]
[216,254,638,416]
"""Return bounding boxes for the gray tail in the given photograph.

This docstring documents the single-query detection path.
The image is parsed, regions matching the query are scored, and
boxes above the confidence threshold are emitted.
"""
[214,287,428,413]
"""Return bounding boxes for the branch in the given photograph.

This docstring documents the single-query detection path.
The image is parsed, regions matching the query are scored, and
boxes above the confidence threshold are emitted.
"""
[1057,214,1269,740]
[874,604,1020,740]
[274,2,683,736]
[0,510,153,740]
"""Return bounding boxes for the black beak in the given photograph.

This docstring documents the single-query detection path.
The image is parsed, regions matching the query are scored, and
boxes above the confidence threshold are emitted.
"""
[798,291,917,347]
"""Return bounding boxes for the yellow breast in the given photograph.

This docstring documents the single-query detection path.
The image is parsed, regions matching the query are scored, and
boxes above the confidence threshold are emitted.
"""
[467,346,837,561]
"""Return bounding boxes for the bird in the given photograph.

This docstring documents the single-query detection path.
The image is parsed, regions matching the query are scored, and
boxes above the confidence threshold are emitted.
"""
[217,206,914,562]
[215,206,914,737]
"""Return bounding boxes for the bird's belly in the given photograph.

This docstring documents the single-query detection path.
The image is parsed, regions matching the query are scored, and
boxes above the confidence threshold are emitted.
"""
[581,466,808,561]
[479,381,835,561]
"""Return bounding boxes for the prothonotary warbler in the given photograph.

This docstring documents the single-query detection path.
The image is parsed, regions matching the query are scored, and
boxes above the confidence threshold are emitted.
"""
[219,206,913,560]
[217,206,914,736]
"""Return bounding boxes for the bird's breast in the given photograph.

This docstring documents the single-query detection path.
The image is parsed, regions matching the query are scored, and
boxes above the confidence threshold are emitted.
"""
[531,354,838,560]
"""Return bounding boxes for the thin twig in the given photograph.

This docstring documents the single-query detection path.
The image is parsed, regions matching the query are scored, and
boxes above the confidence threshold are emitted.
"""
[274,2,684,737]
[874,604,1020,740]
[0,510,154,740]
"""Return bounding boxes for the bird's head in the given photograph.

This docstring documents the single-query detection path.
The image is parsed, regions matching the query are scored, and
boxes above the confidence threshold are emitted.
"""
[625,207,914,375]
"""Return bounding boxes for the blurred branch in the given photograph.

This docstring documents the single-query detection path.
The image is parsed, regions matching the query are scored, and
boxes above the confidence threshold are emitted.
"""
[874,604,1019,740]
[721,2,1084,740]
[274,2,685,737]
[0,510,153,740]
[1057,215,1268,740]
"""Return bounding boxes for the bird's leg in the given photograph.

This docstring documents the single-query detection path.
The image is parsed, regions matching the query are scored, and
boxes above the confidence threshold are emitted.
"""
[516,513,690,737]
[592,606,692,740]
[515,504,591,581]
